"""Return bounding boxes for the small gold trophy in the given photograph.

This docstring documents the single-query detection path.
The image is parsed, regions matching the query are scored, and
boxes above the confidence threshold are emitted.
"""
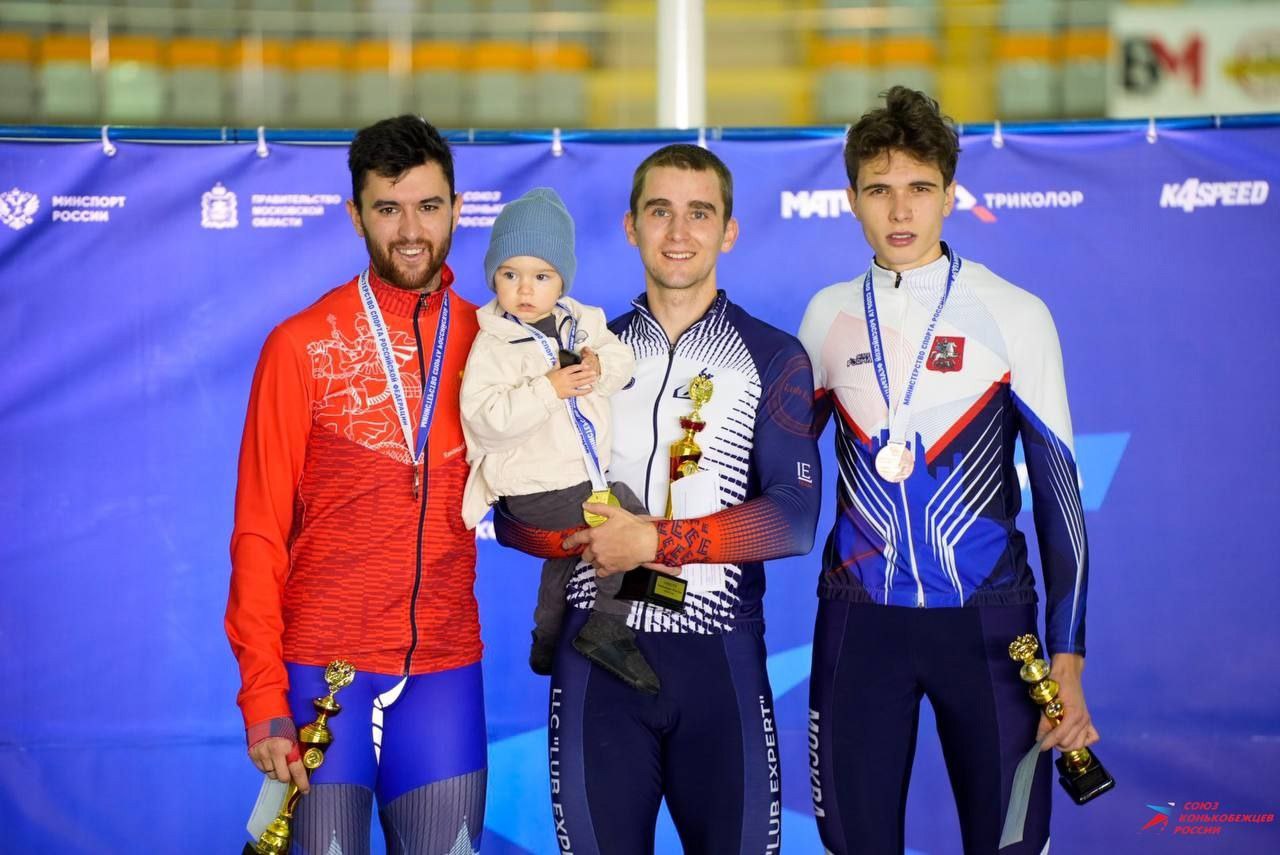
[244,660,356,855]
[667,374,714,513]
[1008,635,1115,805]
[616,375,714,612]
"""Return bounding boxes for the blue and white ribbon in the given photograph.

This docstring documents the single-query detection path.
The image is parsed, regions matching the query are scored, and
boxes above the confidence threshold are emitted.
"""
[358,269,451,465]
[504,302,608,492]
[863,248,962,448]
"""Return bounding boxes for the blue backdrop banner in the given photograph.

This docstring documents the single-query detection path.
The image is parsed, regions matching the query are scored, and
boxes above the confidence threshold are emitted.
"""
[2,124,1278,854]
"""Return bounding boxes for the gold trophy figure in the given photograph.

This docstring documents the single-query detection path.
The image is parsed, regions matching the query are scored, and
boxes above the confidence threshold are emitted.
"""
[245,660,356,855]
[616,375,714,611]
[1008,635,1115,805]
[667,375,714,512]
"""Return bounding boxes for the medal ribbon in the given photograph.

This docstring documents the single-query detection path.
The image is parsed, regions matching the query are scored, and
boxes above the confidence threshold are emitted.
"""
[505,303,608,492]
[863,248,962,448]
[358,269,451,466]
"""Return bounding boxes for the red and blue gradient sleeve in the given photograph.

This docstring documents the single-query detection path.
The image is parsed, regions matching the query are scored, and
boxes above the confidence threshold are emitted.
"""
[654,346,822,566]
[492,501,584,559]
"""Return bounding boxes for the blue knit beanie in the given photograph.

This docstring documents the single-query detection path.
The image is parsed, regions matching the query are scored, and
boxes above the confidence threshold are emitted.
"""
[483,187,577,294]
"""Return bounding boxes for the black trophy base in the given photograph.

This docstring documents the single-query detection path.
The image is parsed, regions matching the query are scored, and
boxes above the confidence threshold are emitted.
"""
[243,844,259,854]
[1056,753,1115,805]
[615,567,686,611]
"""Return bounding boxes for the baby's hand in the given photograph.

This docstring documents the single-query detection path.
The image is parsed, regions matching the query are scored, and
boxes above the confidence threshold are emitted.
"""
[548,364,598,399]
[580,347,602,376]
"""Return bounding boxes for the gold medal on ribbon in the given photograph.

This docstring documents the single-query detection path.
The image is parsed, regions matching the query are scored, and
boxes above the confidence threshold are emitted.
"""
[583,488,620,527]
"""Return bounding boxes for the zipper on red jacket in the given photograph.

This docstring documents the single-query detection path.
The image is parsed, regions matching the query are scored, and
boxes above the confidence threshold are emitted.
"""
[404,290,431,675]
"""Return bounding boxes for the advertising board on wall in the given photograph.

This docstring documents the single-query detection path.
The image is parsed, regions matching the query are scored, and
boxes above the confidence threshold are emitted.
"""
[1110,3,1280,116]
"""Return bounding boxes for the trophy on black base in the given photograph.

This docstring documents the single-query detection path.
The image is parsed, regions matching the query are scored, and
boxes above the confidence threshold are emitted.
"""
[616,375,715,612]
[1008,635,1115,805]
[243,660,355,854]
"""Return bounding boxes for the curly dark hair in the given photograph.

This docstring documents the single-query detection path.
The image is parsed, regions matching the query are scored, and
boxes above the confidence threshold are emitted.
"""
[843,87,960,189]
[348,115,455,206]
[630,143,734,221]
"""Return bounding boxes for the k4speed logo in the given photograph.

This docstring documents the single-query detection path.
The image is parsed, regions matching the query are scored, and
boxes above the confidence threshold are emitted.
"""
[1160,178,1270,213]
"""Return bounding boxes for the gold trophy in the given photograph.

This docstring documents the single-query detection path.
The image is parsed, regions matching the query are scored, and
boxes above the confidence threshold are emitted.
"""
[244,660,356,855]
[1008,635,1114,805]
[666,375,714,514]
[616,375,714,611]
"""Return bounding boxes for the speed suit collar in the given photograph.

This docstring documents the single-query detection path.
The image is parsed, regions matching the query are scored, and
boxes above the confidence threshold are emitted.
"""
[869,242,954,290]
[631,289,729,343]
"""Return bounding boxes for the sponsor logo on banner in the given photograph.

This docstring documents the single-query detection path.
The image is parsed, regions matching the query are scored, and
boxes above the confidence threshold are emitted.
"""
[1,187,40,230]
[980,189,1085,211]
[198,185,343,229]
[201,183,238,229]
[779,189,850,219]
[1141,800,1275,836]
[775,184,1078,222]
[953,185,996,222]
[927,336,964,372]
[3,189,132,228]
[458,190,505,228]
[1110,6,1280,116]
[1160,178,1270,212]
[954,185,1084,221]
[249,192,343,228]
[51,194,127,223]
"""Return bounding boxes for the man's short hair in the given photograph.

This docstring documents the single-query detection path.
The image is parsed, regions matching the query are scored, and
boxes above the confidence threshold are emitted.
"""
[629,143,734,221]
[348,115,455,206]
[844,87,960,189]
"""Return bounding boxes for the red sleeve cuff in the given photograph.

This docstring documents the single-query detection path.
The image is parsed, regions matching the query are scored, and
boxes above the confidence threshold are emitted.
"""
[246,716,297,751]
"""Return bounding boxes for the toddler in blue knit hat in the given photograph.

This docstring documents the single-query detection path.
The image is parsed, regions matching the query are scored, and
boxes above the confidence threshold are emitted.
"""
[460,187,661,694]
